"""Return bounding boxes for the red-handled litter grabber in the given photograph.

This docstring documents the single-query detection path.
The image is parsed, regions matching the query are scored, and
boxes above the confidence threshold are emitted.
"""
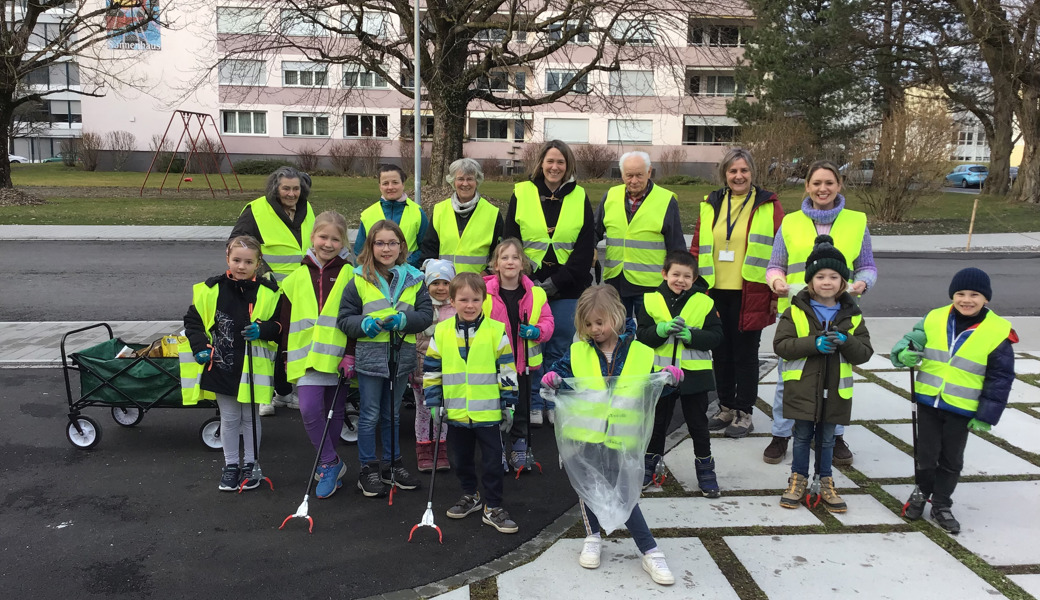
[515,311,542,478]
[409,407,445,543]
[240,329,273,493]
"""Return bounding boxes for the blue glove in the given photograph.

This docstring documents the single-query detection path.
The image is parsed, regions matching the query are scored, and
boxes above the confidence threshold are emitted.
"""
[241,322,260,341]
[815,335,836,354]
[827,331,848,345]
[519,323,540,340]
[194,349,211,364]
[967,418,991,432]
[361,316,383,338]
[382,312,406,331]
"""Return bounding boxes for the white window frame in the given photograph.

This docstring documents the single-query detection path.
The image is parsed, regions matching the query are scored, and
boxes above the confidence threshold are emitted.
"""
[475,71,509,92]
[546,70,588,93]
[282,61,328,87]
[216,7,265,35]
[543,118,589,144]
[609,70,655,96]
[474,118,510,140]
[689,75,744,97]
[340,10,389,38]
[221,110,268,136]
[546,20,589,44]
[607,119,653,144]
[343,113,389,138]
[688,22,745,47]
[218,59,266,86]
[284,113,330,137]
[280,9,331,37]
[344,67,388,89]
[610,19,656,45]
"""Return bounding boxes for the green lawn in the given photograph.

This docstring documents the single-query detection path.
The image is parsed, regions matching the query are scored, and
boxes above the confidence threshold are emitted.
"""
[7,162,1040,234]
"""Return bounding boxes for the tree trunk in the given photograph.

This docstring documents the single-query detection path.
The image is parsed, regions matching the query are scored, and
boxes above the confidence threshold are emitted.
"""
[0,96,14,189]
[1009,87,1040,204]
[983,81,1015,195]
[427,91,467,194]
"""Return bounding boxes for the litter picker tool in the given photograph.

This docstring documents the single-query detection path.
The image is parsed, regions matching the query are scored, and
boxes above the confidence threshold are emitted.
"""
[279,375,348,533]
[409,407,445,543]
[515,311,542,478]
[240,327,273,493]
[386,330,404,505]
[652,326,683,488]
[902,339,927,516]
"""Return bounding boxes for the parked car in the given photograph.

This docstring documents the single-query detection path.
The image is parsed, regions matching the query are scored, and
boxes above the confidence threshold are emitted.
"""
[42,153,74,163]
[840,159,875,185]
[945,164,988,188]
[1010,166,1018,183]
[7,154,30,163]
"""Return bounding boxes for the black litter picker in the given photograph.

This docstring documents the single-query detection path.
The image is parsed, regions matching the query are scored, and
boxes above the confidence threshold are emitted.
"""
[902,339,928,516]
[514,311,542,478]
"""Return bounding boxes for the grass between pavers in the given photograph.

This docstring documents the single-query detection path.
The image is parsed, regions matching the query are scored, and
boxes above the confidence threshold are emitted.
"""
[468,577,498,600]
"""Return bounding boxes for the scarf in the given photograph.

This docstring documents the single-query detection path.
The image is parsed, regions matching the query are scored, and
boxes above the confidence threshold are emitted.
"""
[451,192,481,217]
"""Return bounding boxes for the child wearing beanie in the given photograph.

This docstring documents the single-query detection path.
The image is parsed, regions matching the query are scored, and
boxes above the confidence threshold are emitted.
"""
[774,235,874,513]
[412,259,457,471]
[890,267,1017,533]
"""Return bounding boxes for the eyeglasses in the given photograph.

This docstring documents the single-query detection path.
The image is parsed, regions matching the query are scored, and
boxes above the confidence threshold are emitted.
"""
[373,240,401,249]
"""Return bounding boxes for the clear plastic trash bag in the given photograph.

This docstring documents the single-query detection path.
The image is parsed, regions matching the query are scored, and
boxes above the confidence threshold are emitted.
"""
[544,372,669,534]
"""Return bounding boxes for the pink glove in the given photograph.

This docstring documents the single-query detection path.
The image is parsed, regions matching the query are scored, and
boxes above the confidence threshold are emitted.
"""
[662,365,684,386]
[338,354,356,379]
[541,371,562,390]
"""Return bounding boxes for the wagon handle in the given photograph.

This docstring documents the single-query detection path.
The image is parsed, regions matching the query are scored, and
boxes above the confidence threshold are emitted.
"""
[61,323,114,415]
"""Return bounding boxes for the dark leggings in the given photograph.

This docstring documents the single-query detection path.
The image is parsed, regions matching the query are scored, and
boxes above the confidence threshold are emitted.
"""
[648,391,711,458]
[709,289,762,413]
[915,403,971,508]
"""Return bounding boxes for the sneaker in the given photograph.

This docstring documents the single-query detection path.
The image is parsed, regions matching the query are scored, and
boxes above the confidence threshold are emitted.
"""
[694,456,721,498]
[482,506,519,534]
[218,464,241,492]
[509,438,528,471]
[271,394,289,408]
[285,391,299,410]
[763,436,790,464]
[832,435,854,466]
[546,408,556,425]
[707,406,735,431]
[502,450,511,473]
[578,535,602,569]
[819,476,847,513]
[435,440,450,471]
[643,453,662,490]
[725,410,754,438]
[239,462,261,491]
[416,442,434,473]
[357,463,389,497]
[931,506,961,534]
[780,472,808,509]
[315,459,347,499]
[381,460,421,490]
[446,493,483,519]
[258,403,276,417]
[641,551,675,585]
[530,409,543,427]
[904,492,927,520]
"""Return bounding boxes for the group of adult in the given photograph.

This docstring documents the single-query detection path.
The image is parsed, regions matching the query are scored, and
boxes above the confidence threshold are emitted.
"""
[228,140,875,466]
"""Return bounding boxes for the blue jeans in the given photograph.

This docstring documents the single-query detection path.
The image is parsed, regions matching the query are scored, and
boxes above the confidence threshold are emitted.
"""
[535,297,577,411]
[357,372,410,466]
[771,358,846,438]
[791,419,837,478]
[580,500,657,554]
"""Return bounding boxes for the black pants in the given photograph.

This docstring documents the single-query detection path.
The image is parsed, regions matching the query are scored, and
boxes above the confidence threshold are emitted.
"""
[915,403,971,508]
[709,289,762,413]
[510,373,531,445]
[448,424,504,508]
[648,391,711,458]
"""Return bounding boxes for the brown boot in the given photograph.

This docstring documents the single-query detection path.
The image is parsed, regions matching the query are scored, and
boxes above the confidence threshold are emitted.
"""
[832,435,854,466]
[435,437,450,471]
[819,477,847,513]
[707,406,735,431]
[780,473,808,509]
[763,436,790,464]
[416,442,434,473]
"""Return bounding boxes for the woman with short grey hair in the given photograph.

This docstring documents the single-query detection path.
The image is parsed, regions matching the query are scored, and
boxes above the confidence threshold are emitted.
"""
[420,157,503,272]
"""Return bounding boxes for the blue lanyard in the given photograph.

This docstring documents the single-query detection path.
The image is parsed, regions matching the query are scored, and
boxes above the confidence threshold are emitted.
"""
[724,189,753,245]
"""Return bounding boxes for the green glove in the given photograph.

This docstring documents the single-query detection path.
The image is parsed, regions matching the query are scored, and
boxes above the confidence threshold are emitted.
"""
[897,348,921,368]
[676,327,692,343]
[967,418,991,432]
[656,321,673,337]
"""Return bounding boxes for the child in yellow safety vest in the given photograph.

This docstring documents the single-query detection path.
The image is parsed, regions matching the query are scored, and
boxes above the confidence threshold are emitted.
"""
[423,272,520,534]
[774,236,873,513]
[890,267,1017,534]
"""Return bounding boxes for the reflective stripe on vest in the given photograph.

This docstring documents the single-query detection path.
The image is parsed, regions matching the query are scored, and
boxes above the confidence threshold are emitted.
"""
[482,284,548,368]
[360,200,423,254]
[779,209,865,312]
[602,184,673,287]
[513,180,586,269]
[916,306,1012,413]
[641,291,714,371]
[436,317,504,423]
[697,197,775,289]
[563,340,655,450]
[245,197,314,282]
[179,282,280,405]
[354,276,419,345]
[433,198,499,273]
[781,306,861,399]
[282,264,355,382]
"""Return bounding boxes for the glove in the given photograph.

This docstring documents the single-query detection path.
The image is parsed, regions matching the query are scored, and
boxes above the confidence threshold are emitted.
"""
[656,321,673,337]
[382,312,406,331]
[897,348,922,367]
[668,317,685,334]
[827,331,848,345]
[539,277,558,298]
[518,323,541,340]
[338,355,355,379]
[500,406,514,432]
[967,418,991,432]
[662,365,684,386]
[815,335,836,354]
[241,322,261,341]
[361,316,383,338]
[541,371,562,390]
[430,407,439,423]
[676,327,692,343]
[194,349,211,364]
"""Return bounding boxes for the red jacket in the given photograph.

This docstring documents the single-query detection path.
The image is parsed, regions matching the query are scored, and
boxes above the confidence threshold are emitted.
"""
[483,274,555,372]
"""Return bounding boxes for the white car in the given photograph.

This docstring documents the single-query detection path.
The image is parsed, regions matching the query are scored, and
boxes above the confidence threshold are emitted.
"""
[840,160,875,185]
[7,154,30,163]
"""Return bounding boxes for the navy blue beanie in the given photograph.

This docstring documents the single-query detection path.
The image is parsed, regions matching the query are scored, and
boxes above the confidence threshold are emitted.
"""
[949,267,992,301]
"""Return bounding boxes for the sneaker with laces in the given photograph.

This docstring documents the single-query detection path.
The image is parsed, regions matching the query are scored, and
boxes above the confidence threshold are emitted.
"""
[446,493,482,519]
[578,535,602,569]
[357,463,389,497]
[931,506,961,534]
[725,410,754,438]
[271,394,289,408]
[482,506,518,533]
[832,434,854,466]
[502,449,510,473]
[641,551,675,585]
[258,403,276,417]
[530,409,543,427]
[315,459,347,499]
[381,460,421,490]
[903,493,927,520]
[218,464,241,492]
[763,435,790,464]
[642,453,662,490]
[509,438,528,471]
[707,406,735,431]
[239,462,262,491]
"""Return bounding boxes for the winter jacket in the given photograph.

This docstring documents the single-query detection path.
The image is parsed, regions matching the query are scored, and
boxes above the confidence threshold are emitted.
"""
[230,195,315,278]
[690,185,783,331]
[773,289,873,425]
[483,274,555,373]
[335,264,433,378]
[550,320,644,382]
[503,176,595,300]
[277,248,354,347]
[419,198,505,267]
[353,197,430,269]
[635,280,723,394]
[411,297,457,388]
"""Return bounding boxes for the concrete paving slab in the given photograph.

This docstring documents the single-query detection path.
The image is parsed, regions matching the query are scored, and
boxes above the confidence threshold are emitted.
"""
[1007,574,1040,598]
[841,425,913,479]
[872,366,1040,405]
[859,354,899,371]
[851,383,916,421]
[883,481,1040,566]
[1013,358,1040,374]
[868,370,914,396]
[429,586,470,600]
[761,367,778,383]
[988,408,1040,456]
[829,494,906,526]
[879,424,1040,476]
[496,537,739,600]
[726,532,1007,599]
[665,437,857,492]
[639,496,821,529]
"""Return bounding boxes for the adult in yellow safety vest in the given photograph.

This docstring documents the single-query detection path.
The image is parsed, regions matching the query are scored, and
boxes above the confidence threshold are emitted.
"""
[354,164,429,270]
[421,158,504,273]
[595,151,687,317]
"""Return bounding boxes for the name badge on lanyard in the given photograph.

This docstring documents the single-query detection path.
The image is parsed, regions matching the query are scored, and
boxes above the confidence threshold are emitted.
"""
[720,189,752,264]
[718,249,736,262]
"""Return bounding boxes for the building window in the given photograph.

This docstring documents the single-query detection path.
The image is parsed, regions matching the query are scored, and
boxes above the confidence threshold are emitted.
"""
[284,113,330,137]
[282,62,328,87]
[610,19,656,45]
[546,70,588,93]
[475,28,507,42]
[30,22,71,47]
[401,115,435,139]
[607,119,652,144]
[280,9,329,36]
[216,7,264,34]
[341,10,388,38]
[475,71,509,91]
[344,68,388,89]
[543,118,589,144]
[689,75,744,96]
[514,120,527,142]
[688,22,745,47]
[684,125,736,145]
[218,59,266,86]
[609,71,654,96]
[344,114,388,138]
[23,62,80,88]
[48,99,82,124]
[222,110,267,135]
[546,21,589,44]
[474,119,510,140]
[515,72,526,92]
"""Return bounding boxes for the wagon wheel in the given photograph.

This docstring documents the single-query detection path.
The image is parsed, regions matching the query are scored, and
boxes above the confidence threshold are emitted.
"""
[66,416,103,449]
[340,407,359,445]
[111,406,144,427]
[199,416,222,451]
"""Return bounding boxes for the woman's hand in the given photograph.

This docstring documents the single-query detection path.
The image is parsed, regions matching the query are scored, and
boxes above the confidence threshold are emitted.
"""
[849,281,867,295]
[771,279,790,296]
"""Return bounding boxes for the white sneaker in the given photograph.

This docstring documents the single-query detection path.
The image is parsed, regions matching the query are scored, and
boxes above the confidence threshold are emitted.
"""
[258,403,276,417]
[530,409,543,427]
[641,551,674,585]
[579,535,601,569]
[271,394,288,408]
[285,390,299,409]
[547,408,556,425]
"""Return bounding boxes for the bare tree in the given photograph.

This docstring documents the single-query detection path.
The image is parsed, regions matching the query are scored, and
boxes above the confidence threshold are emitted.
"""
[656,147,686,177]
[356,137,385,176]
[295,145,321,171]
[78,131,103,171]
[107,130,137,171]
[328,140,360,173]
[736,116,818,190]
[573,144,615,178]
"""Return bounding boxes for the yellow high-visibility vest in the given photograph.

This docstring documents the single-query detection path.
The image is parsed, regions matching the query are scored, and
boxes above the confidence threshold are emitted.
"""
[781,306,861,400]
[360,199,423,254]
[697,197,775,289]
[432,198,499,273]
[281,263,355,382]
[641,291,714,372]
[243,197,314,282]
[436,317,505,424]
[513,180,586,269]
[601,184,673,287]
[779,210,865,312]
[353,276,420,345]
